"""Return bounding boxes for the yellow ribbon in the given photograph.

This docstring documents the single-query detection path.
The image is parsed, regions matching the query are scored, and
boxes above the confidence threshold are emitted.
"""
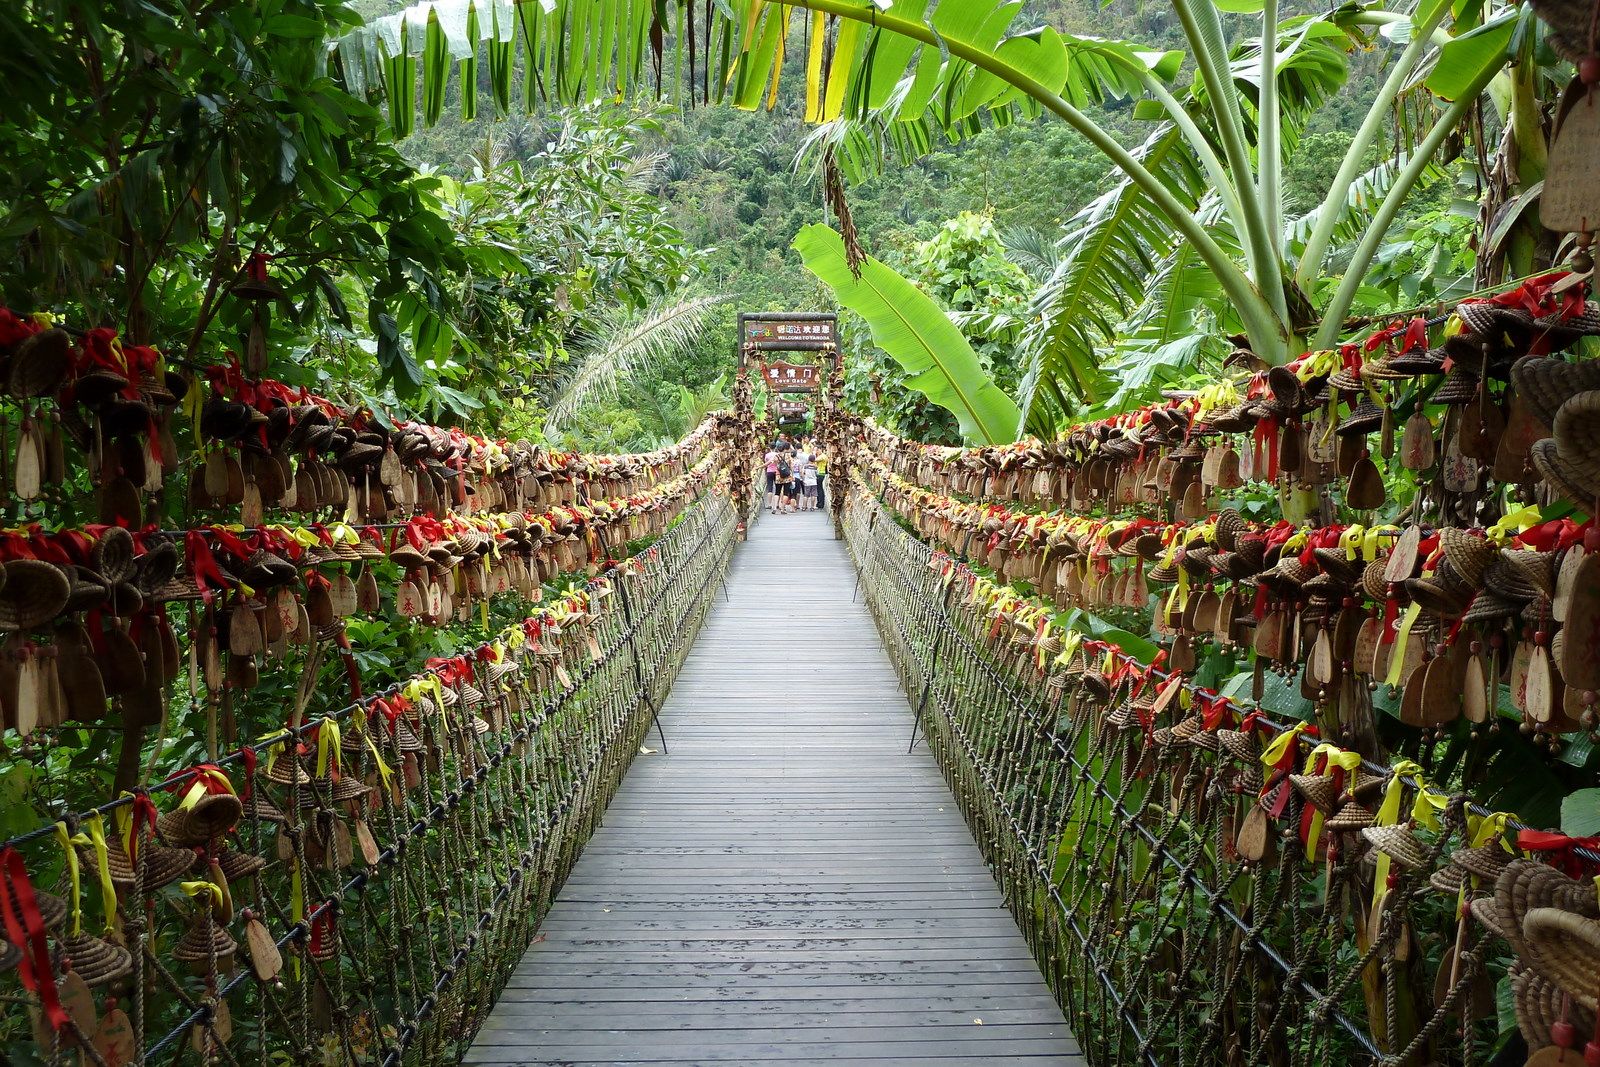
[1384,603,1425,688]
[1487,504,1543,545]
[1258,721,1310,770]
[290,859,305,978]
[180,880,224,905]
[1301,744,1363,860]
[349,707,395,791]
[54,822,85,937]
[1338,525,1365,561]
[256,730,289,775]
[315,718,341,778]
[1371,759,1425,908]
[180,768,235,811]
[1411,782,1450,831]
[1295,349,1339,383]
[83,815,117,933]
[1363,525,1399,561]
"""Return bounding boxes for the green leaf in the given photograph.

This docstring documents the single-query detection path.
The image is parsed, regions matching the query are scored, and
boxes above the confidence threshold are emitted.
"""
[1561,788,1600,838]
[794,223,1022,445]
[1424,12,1516,99]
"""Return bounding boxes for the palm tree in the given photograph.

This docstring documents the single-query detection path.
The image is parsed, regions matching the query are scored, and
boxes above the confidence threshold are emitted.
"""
[544,294,730,432]
[337,0,1530,437]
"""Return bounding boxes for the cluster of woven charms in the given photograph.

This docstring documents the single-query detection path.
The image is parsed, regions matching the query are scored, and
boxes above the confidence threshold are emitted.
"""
[864,273,1600,525]
[925,545,1600,1060]
[0,317,720,738]
[0,308,711,525]
[0,573,622,1059]
[861,449,1600,753]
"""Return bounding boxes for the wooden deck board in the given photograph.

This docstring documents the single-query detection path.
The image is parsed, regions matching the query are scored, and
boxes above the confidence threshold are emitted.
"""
[465,510,1079,1064]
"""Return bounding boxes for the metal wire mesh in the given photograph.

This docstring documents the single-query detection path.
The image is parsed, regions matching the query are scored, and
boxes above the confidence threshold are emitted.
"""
[842,488,1551,1067]
[8,486,741,1067]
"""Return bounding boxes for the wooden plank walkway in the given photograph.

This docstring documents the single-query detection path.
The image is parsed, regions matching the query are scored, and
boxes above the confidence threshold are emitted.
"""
[466,508,1081,1066]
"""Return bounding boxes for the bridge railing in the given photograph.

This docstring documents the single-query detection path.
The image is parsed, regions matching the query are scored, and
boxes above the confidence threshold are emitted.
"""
[2,482,740,1067]
[843,488,1561,1067]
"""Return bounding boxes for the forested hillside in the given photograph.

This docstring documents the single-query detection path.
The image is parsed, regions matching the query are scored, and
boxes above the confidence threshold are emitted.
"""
[370,0,1473,449]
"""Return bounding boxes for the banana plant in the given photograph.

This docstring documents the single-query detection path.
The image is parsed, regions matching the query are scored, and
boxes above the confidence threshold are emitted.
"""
[335,0,1528,429]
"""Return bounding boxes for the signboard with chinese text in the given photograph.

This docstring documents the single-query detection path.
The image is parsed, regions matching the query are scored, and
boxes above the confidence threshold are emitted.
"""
[761,361,819,393]
[738,313,838,360]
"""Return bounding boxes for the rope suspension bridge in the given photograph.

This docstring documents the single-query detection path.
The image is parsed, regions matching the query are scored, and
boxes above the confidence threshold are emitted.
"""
[5,307,1600,1067]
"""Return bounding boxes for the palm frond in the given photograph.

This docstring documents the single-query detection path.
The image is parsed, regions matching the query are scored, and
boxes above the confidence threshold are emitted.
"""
[1016,125,1206,434]
[545,293,729,431]
[999,226,1062,284]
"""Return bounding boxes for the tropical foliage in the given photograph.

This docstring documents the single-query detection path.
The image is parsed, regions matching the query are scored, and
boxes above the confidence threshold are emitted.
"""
[794,223,1022,445]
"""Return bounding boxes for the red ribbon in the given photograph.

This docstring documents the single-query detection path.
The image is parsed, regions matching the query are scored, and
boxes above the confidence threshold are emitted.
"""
[1516,829,1600,879]
[0,849,68,1031]
[185,531,232,601]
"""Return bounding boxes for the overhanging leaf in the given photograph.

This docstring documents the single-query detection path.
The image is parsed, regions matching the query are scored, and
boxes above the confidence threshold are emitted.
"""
[794,222,1022,445]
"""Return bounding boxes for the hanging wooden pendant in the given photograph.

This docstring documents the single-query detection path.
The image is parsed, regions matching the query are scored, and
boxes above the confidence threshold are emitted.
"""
[92,999,135,1066]
[1236,804,1271,863]
[1525,645,1555,724]
[1346,455,1386,510]
[1463,651,1490,723]
[1400,411,1435,471]
[1560,552,1600,689]
[229,600,264,658]
[1555,544,1587,621]
[1541,73,1600,235]
[13,417,43,502]
[329,573,357,618]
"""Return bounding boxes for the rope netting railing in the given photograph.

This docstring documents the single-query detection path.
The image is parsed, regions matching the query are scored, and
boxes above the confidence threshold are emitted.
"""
[835,275,1600,1065]
[4,483,741,1065]
[0,308,760,1063]
[846,489,1594,1067]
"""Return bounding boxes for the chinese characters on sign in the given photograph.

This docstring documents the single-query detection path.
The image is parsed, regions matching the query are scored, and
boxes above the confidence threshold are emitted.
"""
[742,318,837,347]
[761,361,819,392]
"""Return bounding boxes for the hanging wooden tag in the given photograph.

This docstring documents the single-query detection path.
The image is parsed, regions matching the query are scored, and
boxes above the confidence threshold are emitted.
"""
[396,580,423,618]
[1526,645,1555,724]
[1440,430,1481,494]
[93,1000,135,1066]
[1310,628,1335,686]
[191,999,232,1056]
[1236,804,1271,863]
[306,581,334,628]
[240,479,264,528]
[1279,423,1304,474]
[1560,553,1600,689]
[1214,590,1239,641]
[330,574,357,618]
[1555,544,1587,621]
[244,913,283,981]
[1385,525,1421,583]
[1353,617,1382,676]
[1463,652,1490,723]
[1346,455,1385,510]
[354,818,380,866]
[1400,412,1435,471]
[57,966,97,1044]
[229,601,263,657]
[1181,480,1206,521]
[1419,653,1463,726]
[1509,640,1532,713]
[1540,75,1600,234]
[14,420,41,501]
[356,569,381,614]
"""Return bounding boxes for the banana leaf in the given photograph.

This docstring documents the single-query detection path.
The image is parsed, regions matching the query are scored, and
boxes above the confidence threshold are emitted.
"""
[793,223,1022,446]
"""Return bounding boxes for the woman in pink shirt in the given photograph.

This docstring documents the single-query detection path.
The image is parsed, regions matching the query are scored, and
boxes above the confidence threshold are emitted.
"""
[764,449,779,512]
